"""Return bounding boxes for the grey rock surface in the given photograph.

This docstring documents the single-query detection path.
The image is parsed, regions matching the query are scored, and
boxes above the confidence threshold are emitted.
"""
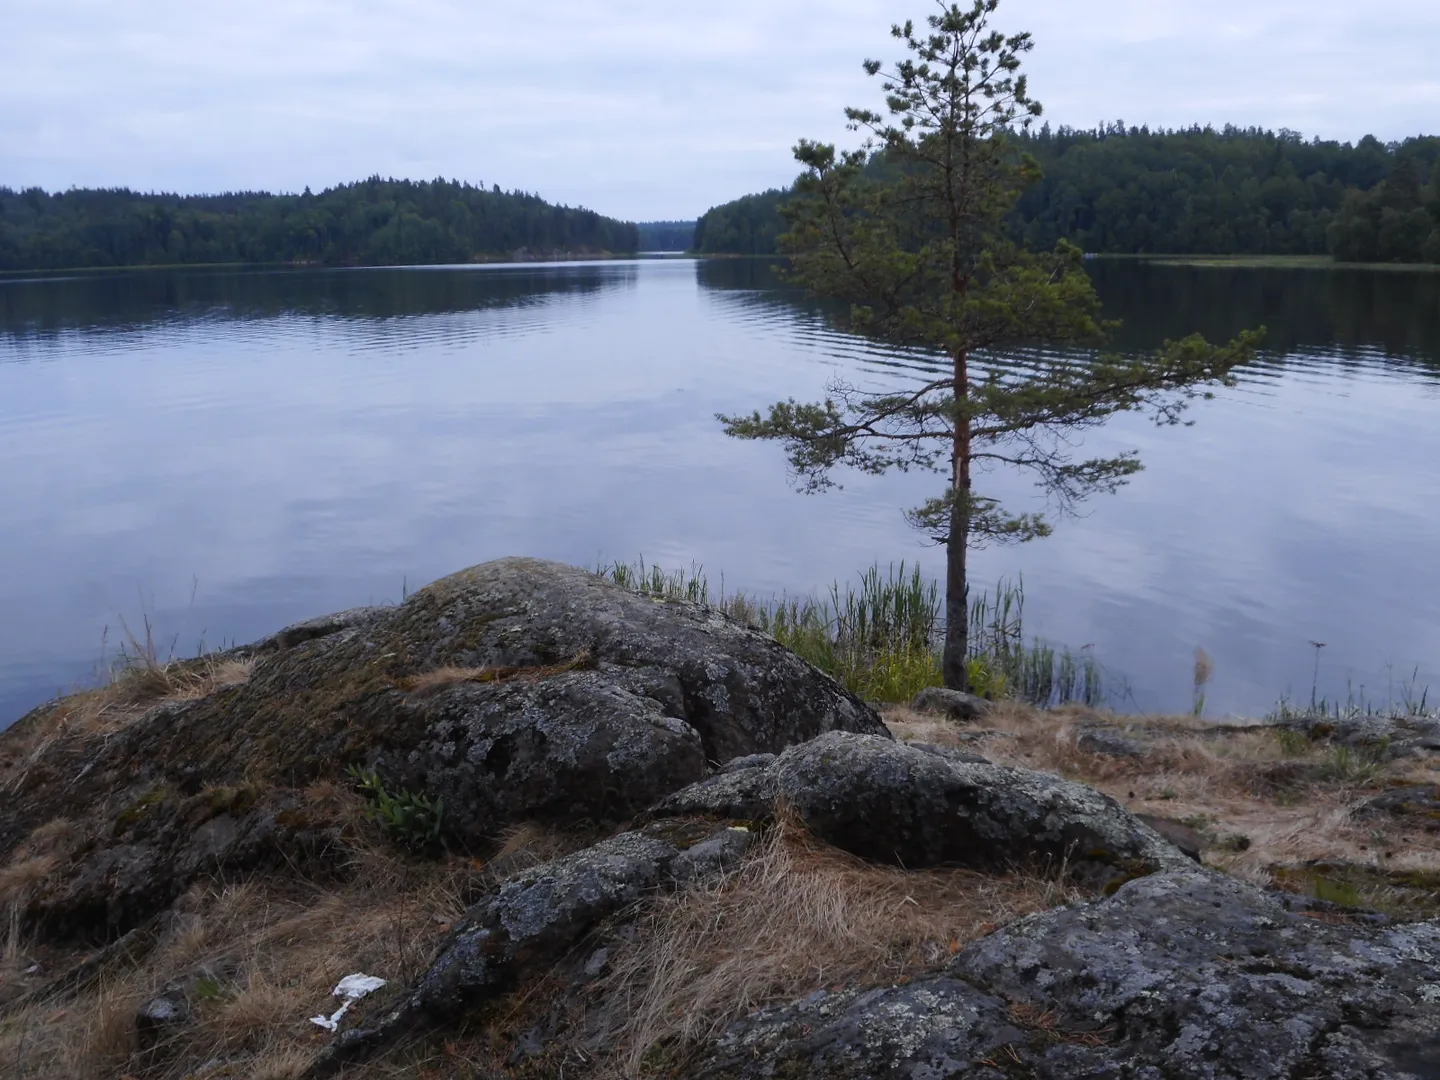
[1134,812,1205,862]
[654,731,1190,881]
[1276,711,1440,758]
[693,867,1440,1079]
[1076,725,1149,758]
[136,985,191,1049]
[911,686,992,721]
[692,978,1025,1080]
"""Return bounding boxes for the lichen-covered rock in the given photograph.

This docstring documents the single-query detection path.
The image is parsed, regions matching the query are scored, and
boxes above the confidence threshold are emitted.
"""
[376,671,709,842]
[692,867,1440,1079]
[691,979,1025,1080]
[0,558,883,940]
[1276,711,1440,758]
[658,732,1189,882]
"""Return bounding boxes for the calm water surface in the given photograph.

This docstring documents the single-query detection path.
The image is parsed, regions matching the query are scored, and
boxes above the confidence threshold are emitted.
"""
[2,259,1438,721]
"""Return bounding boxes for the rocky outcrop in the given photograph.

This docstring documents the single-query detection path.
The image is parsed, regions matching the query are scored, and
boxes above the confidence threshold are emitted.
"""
[7,561,1440,1080]
[0,558,884,939]
[303,723,1440,1079]
[304,727,1197,1073]
[692,867,1440,1079]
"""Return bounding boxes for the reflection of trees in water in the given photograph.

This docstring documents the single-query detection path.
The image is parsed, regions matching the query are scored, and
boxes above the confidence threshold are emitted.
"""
[0,263,637,343]
[700,257,1440,377]
[1087,262,1440,370]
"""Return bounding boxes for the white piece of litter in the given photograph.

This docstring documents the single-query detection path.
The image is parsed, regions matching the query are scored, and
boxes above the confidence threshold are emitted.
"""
[310,973,388,1032]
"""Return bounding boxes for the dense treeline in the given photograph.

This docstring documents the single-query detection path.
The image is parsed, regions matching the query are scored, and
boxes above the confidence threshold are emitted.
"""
[694,126,1440,264]
[0,178,639,271]
[635,220,696,251]
[1328,155,1440,264]
[691,189,788,255]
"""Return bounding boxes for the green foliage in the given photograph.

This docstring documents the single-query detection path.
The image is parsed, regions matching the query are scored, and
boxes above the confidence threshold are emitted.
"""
[716,0,1259,689]
[695,126,1440,264]
[0,178,640,272]
[1272,727,1313,757]
[966,577,1106,707]
[693,189,789,255]
[1328,151,1440,264]
[193,976,225,1003]
[1314,743,1389,786]
[1309,876,1364,908]
[347,764,445,854]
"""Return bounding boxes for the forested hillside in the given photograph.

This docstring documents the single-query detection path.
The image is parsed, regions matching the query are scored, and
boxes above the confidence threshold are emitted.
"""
[0,178,639,271]
[694,126,1440,264]
[691,189,788,255]
[636,220,696,251]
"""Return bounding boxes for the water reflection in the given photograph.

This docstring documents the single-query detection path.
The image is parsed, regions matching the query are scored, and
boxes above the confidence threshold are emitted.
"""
[0,258,1437,726]
[0,262,636,350]
[698,257,1440,378]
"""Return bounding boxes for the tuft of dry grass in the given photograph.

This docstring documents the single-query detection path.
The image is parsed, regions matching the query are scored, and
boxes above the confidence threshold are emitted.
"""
[397,649,596,697]
[594,815,1081,1075]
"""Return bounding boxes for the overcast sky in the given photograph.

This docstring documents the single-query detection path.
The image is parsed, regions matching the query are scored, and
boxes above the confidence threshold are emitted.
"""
[3,0,1437,221]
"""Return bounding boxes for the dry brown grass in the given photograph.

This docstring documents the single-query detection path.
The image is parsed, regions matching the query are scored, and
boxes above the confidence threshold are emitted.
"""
[0,654,257,795]
[883,702,1440,890]
[397,649,596,697]
[593,814,1081,1076]
[0,816,484,1080]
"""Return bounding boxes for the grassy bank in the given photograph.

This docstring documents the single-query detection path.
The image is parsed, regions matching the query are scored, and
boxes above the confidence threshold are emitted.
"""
[598,559,1108,708]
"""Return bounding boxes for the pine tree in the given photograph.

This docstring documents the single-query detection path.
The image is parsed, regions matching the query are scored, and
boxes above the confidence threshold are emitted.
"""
[721,0,1261,690]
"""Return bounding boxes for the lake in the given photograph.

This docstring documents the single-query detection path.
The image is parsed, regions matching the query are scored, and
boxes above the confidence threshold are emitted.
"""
[2,258,1438,723]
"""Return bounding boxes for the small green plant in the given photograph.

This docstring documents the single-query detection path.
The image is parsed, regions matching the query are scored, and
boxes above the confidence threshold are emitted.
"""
[1310,876,1364,908]
[347,764,445,853]
[965,654,1008,700]
[1272,727,1312,757]
[193,976,225,1003]
[1314,744,1387,786]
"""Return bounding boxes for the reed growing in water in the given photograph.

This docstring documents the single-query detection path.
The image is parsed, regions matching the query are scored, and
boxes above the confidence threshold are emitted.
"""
[598,559,1108,707]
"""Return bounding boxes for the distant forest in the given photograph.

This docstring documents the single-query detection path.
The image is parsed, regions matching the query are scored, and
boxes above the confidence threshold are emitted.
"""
[694,126,1440,264]
[0,178,639,271]
[636,221,695,251]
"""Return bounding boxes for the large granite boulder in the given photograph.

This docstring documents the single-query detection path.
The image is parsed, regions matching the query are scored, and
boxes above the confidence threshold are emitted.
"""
[0,558,884,939]
[655,731,1191,883]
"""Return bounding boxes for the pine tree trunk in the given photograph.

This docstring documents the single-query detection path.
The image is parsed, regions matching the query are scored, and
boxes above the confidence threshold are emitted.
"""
[942,351,972,690]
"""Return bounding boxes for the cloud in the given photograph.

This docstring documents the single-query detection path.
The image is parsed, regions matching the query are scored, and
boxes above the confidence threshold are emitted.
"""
[1,0,1436,219]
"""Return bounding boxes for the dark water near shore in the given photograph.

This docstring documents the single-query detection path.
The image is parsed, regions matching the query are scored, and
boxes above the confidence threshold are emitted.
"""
[2,259,1438,722]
